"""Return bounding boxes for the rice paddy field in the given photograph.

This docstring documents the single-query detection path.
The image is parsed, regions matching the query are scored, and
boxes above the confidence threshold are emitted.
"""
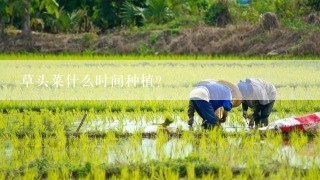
[0,55,320,179]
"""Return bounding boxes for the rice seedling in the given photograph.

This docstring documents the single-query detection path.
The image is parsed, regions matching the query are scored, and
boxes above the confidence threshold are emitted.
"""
[0,55,320,178]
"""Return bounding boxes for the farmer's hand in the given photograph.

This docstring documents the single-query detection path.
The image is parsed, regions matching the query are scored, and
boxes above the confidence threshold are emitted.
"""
[247,114,254,128]
[218,116,227,123]
[247,113,253,120]
[249,119,254,128]
[188,118,194,126]
[243,111,248,119]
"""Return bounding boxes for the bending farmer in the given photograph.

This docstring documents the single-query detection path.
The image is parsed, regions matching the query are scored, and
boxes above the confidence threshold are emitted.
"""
[188,80,242,129]
[237,78,276,127]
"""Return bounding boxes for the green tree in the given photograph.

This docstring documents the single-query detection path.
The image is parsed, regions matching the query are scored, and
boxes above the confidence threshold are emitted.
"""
[307,0,320,11]
[0,0,10,39]
[120,0,146,26]
[146,0,171,24]
[93,0,125,31]
[167,0,185,15]
[17,0,59,37]
[187,0,209,15]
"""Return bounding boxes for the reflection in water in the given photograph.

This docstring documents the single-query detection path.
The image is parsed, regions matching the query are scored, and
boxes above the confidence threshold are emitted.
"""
[79,116,251,133]
[106,138,193,164]
[3,137,319,169]
[275,144,319,169]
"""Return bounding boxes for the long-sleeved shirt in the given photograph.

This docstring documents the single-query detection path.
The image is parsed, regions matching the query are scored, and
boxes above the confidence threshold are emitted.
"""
[188,81,232,121]
[193,81,233,111]
[242,78,276,111]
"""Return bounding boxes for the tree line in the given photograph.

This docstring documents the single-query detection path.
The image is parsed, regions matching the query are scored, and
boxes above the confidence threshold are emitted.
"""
[0,0,319,39]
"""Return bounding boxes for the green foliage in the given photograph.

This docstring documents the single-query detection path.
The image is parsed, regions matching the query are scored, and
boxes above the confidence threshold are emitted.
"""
[204,0,231,26]
[2,0,320,33]
[81,33,98,48]
[39,0,60,18]
[0,0,10,22]
[307,0,320,11]
[252,0,275,14]
[73,163,92,178]
[146,0,172,24]
[0,0,10,38]
[29,157,51,175]
[120,1,146,26]
[92,0,125,30]
[229,2,260,24]
[162,113,174,127]
[188,0,209,14]
[275,0,309,19]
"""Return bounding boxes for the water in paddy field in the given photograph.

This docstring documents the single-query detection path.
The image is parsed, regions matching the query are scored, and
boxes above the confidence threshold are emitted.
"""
[105,138,193,164]
[3,137,319,169]
[63,116,320,168]
[106,138,319,168]
[74,116,251,134]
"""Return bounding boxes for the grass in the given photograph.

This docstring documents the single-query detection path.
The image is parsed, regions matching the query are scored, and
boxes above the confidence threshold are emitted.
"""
[0,53,320,60]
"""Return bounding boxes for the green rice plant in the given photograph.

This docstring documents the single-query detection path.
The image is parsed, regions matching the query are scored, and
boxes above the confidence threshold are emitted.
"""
[156,167,179,180]
[120,166,130,179]
[306,166,320,179]
[218,166,233,179]
[47,170,60,179]
[60,166,71,179]
[156,129,169,161]
[268,165,295,180]
[201,173,215,179]
[187,163,195,179]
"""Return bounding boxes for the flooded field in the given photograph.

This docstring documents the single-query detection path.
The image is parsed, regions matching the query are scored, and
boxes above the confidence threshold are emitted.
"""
[1,59,320,178]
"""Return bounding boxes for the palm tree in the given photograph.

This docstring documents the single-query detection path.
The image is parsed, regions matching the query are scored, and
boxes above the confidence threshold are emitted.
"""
[120,1,146,26]
[146,0,171,24]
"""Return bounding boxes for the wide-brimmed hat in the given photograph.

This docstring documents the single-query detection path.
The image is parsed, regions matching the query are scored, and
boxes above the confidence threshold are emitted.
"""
[217,80,242,107]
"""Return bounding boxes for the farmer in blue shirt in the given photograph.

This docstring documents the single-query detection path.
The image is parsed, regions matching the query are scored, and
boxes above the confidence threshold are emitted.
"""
[237,78,276,127]
[188,80,242,129]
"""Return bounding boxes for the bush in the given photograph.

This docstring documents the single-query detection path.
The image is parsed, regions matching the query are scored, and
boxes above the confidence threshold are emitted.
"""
[204,1,231,27]
[307,0,320,11]
[81,33,99,49]
[260,12,280,30]
[275,0,312,18]
[228,3,260,25]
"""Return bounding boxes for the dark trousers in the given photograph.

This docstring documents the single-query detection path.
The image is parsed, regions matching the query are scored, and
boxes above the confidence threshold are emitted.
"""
[253,100,275,127]
[189,99,217,128]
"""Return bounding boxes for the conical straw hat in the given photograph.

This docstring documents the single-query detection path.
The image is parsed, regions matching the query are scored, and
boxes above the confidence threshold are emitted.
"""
[217,80,242,107]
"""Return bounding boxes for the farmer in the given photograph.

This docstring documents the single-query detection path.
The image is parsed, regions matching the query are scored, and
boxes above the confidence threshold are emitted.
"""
[188,80,242,129]
[237,78,276,127]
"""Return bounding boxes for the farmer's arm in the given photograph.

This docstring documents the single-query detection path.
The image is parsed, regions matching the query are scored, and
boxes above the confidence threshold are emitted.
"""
[188,100,195,119]
[220,110,228,123]
[196,100,218,125]
[242,101,249,118]
[222,100,232,111]
[204,104,218,125]
[188,100,195,126]
[242,101,249,111]
[219,100,232,123]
